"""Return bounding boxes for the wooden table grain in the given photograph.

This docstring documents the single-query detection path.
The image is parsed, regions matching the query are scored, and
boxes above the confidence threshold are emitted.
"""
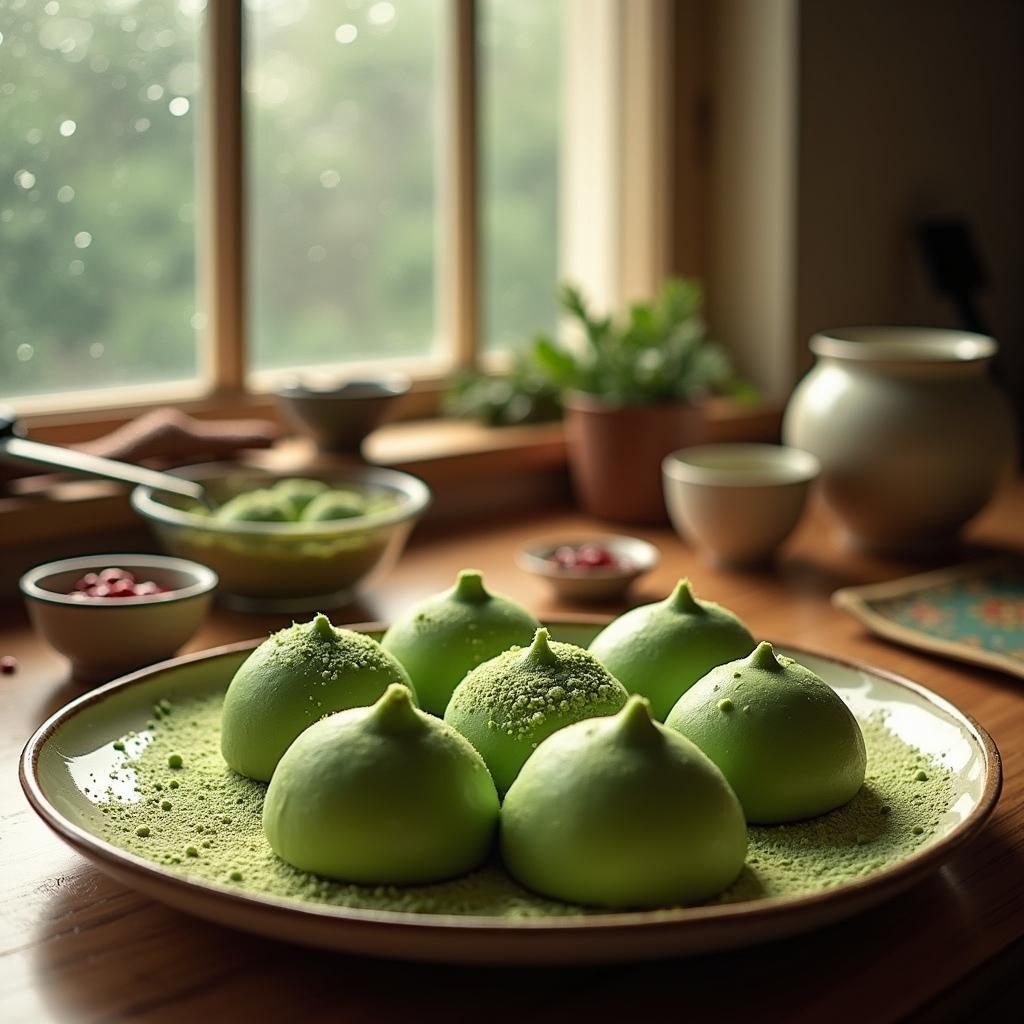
[3,489,1024,1023]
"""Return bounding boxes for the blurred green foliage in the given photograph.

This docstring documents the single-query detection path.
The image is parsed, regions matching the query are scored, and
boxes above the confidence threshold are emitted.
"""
[531,278,754,406]
[444,352,561,427]
[247,0,441,370]
[248,0,562,369]
[0,0,200,396]
[0,0,563,398]
[447,277,755,427]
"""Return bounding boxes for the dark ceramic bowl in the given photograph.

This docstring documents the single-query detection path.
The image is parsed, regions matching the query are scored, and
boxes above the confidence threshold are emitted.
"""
[275,376,410,454]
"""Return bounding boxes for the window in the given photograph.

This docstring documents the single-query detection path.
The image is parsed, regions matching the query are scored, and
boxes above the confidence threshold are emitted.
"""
[3,1,673,416]
[0,0,202,399]
[246,0,442,371]
[247,0,565,377]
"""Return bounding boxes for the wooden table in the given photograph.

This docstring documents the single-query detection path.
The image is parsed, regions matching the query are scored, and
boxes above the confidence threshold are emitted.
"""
[3,489,1024,1022]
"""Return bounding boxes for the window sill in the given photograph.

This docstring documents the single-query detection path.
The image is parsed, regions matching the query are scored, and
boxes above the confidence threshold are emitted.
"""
[0,401,780,591]
[17,376,448,446]
[0,418,569,550]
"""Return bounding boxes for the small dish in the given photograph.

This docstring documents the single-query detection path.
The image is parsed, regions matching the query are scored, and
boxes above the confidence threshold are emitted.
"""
[20,554,217,682]
[275,375,410,454]
[517,536,659,603]
[663,444,820,567]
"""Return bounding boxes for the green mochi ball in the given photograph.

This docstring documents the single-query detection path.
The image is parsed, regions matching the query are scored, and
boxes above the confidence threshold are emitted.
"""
[273,477,329,516]
[444,628,628,794]
[588,579,755,720]
[501,696,747,908]
[221,613,413,781]
[214,488,295,524]
[381,569,540,716]
[263,684,499,883]
[301,489,369,522]
[666,641,867,823]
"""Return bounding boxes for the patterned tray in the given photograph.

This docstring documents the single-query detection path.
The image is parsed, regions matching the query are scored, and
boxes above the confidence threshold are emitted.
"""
[833,560,1024,679]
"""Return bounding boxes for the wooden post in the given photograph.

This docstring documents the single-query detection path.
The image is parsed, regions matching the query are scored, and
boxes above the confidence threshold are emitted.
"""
[448,0,480,369]
[202,0,246,394]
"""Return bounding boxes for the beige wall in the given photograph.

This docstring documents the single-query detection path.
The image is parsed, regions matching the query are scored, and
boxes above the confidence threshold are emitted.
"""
[683,0,1022,416]
[796,0,1023,403]
[705,0,797,402]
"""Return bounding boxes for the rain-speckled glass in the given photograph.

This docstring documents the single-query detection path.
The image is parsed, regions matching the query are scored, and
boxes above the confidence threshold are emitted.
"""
[0,0,202,398]
[246,0,441,370]
[480,0,562,352]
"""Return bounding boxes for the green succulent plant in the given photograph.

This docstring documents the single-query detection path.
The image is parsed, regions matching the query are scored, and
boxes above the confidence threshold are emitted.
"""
[444,352,562,427]
[531,278,752,406]
[446,277,752,426]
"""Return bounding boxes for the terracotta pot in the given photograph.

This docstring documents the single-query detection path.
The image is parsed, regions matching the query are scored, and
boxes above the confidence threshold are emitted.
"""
[563,393,705,523]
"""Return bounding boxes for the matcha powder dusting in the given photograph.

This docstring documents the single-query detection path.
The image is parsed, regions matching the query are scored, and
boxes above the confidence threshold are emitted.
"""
[93,692,954,915]
[266,614,395,680]
[717,717,955,903]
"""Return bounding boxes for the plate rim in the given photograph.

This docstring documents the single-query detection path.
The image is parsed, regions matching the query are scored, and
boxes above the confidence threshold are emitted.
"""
[20,619,1003,937]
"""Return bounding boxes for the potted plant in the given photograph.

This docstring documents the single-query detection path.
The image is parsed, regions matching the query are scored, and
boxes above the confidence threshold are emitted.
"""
[530,278,748,523]
[444,352,562,427]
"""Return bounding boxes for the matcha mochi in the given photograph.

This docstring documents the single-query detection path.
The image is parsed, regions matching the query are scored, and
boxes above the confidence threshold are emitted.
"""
[382,570,540,716]
[444,628,628,793]
[214,488,294,524]
[263,685,499,883]
[211,480,374,525]
[221,613,412,781]
[301,489,369,522]
[588,580,754,721]
[666,642,867,823]
[501,696,747,907]
[272,477,328,516]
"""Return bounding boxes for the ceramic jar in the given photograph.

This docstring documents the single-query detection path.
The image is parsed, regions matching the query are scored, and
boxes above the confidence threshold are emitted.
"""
[782,327,1016,550]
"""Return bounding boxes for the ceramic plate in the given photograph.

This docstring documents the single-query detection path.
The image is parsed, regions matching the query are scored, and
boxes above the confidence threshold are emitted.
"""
[21,621,1001,965]
[833,558,1024,680]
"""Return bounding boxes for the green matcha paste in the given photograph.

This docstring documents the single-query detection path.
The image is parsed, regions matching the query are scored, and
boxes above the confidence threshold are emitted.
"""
[88,692,953,917]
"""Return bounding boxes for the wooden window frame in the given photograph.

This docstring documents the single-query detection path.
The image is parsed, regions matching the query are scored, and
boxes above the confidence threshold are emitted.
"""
[12,0,683,437]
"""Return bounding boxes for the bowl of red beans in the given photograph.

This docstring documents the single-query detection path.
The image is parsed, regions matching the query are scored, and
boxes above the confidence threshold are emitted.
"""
[516,536,660,604]
[20,554,217,683]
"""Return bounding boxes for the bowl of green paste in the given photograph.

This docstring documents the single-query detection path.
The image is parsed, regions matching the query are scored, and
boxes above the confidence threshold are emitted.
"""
[131,463,431,611]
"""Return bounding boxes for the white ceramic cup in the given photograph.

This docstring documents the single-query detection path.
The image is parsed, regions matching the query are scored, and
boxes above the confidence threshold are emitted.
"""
[662,444,820,567]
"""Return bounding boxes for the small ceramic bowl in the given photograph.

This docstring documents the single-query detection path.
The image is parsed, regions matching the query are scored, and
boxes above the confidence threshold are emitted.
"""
[20,554,217,682]
[517,536,660,603]
[662,444,820,567]
[275,375,410,453]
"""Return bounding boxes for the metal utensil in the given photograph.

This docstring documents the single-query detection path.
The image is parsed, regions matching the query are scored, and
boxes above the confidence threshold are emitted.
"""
[0,407,212,507]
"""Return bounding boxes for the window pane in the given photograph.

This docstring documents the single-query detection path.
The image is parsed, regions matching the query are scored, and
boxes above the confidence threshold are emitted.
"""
[480,0,562,351]
[246,0,440,372]
[0,0,202,399]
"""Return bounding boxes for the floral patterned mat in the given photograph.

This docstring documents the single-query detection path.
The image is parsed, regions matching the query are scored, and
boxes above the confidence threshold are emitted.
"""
[833,561,1024,679]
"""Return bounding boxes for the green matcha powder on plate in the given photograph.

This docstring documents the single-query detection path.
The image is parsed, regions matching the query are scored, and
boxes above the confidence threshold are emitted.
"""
[93,691,953,915]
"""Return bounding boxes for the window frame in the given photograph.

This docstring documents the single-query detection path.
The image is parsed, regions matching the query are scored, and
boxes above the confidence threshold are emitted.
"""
[11,0,682,429]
